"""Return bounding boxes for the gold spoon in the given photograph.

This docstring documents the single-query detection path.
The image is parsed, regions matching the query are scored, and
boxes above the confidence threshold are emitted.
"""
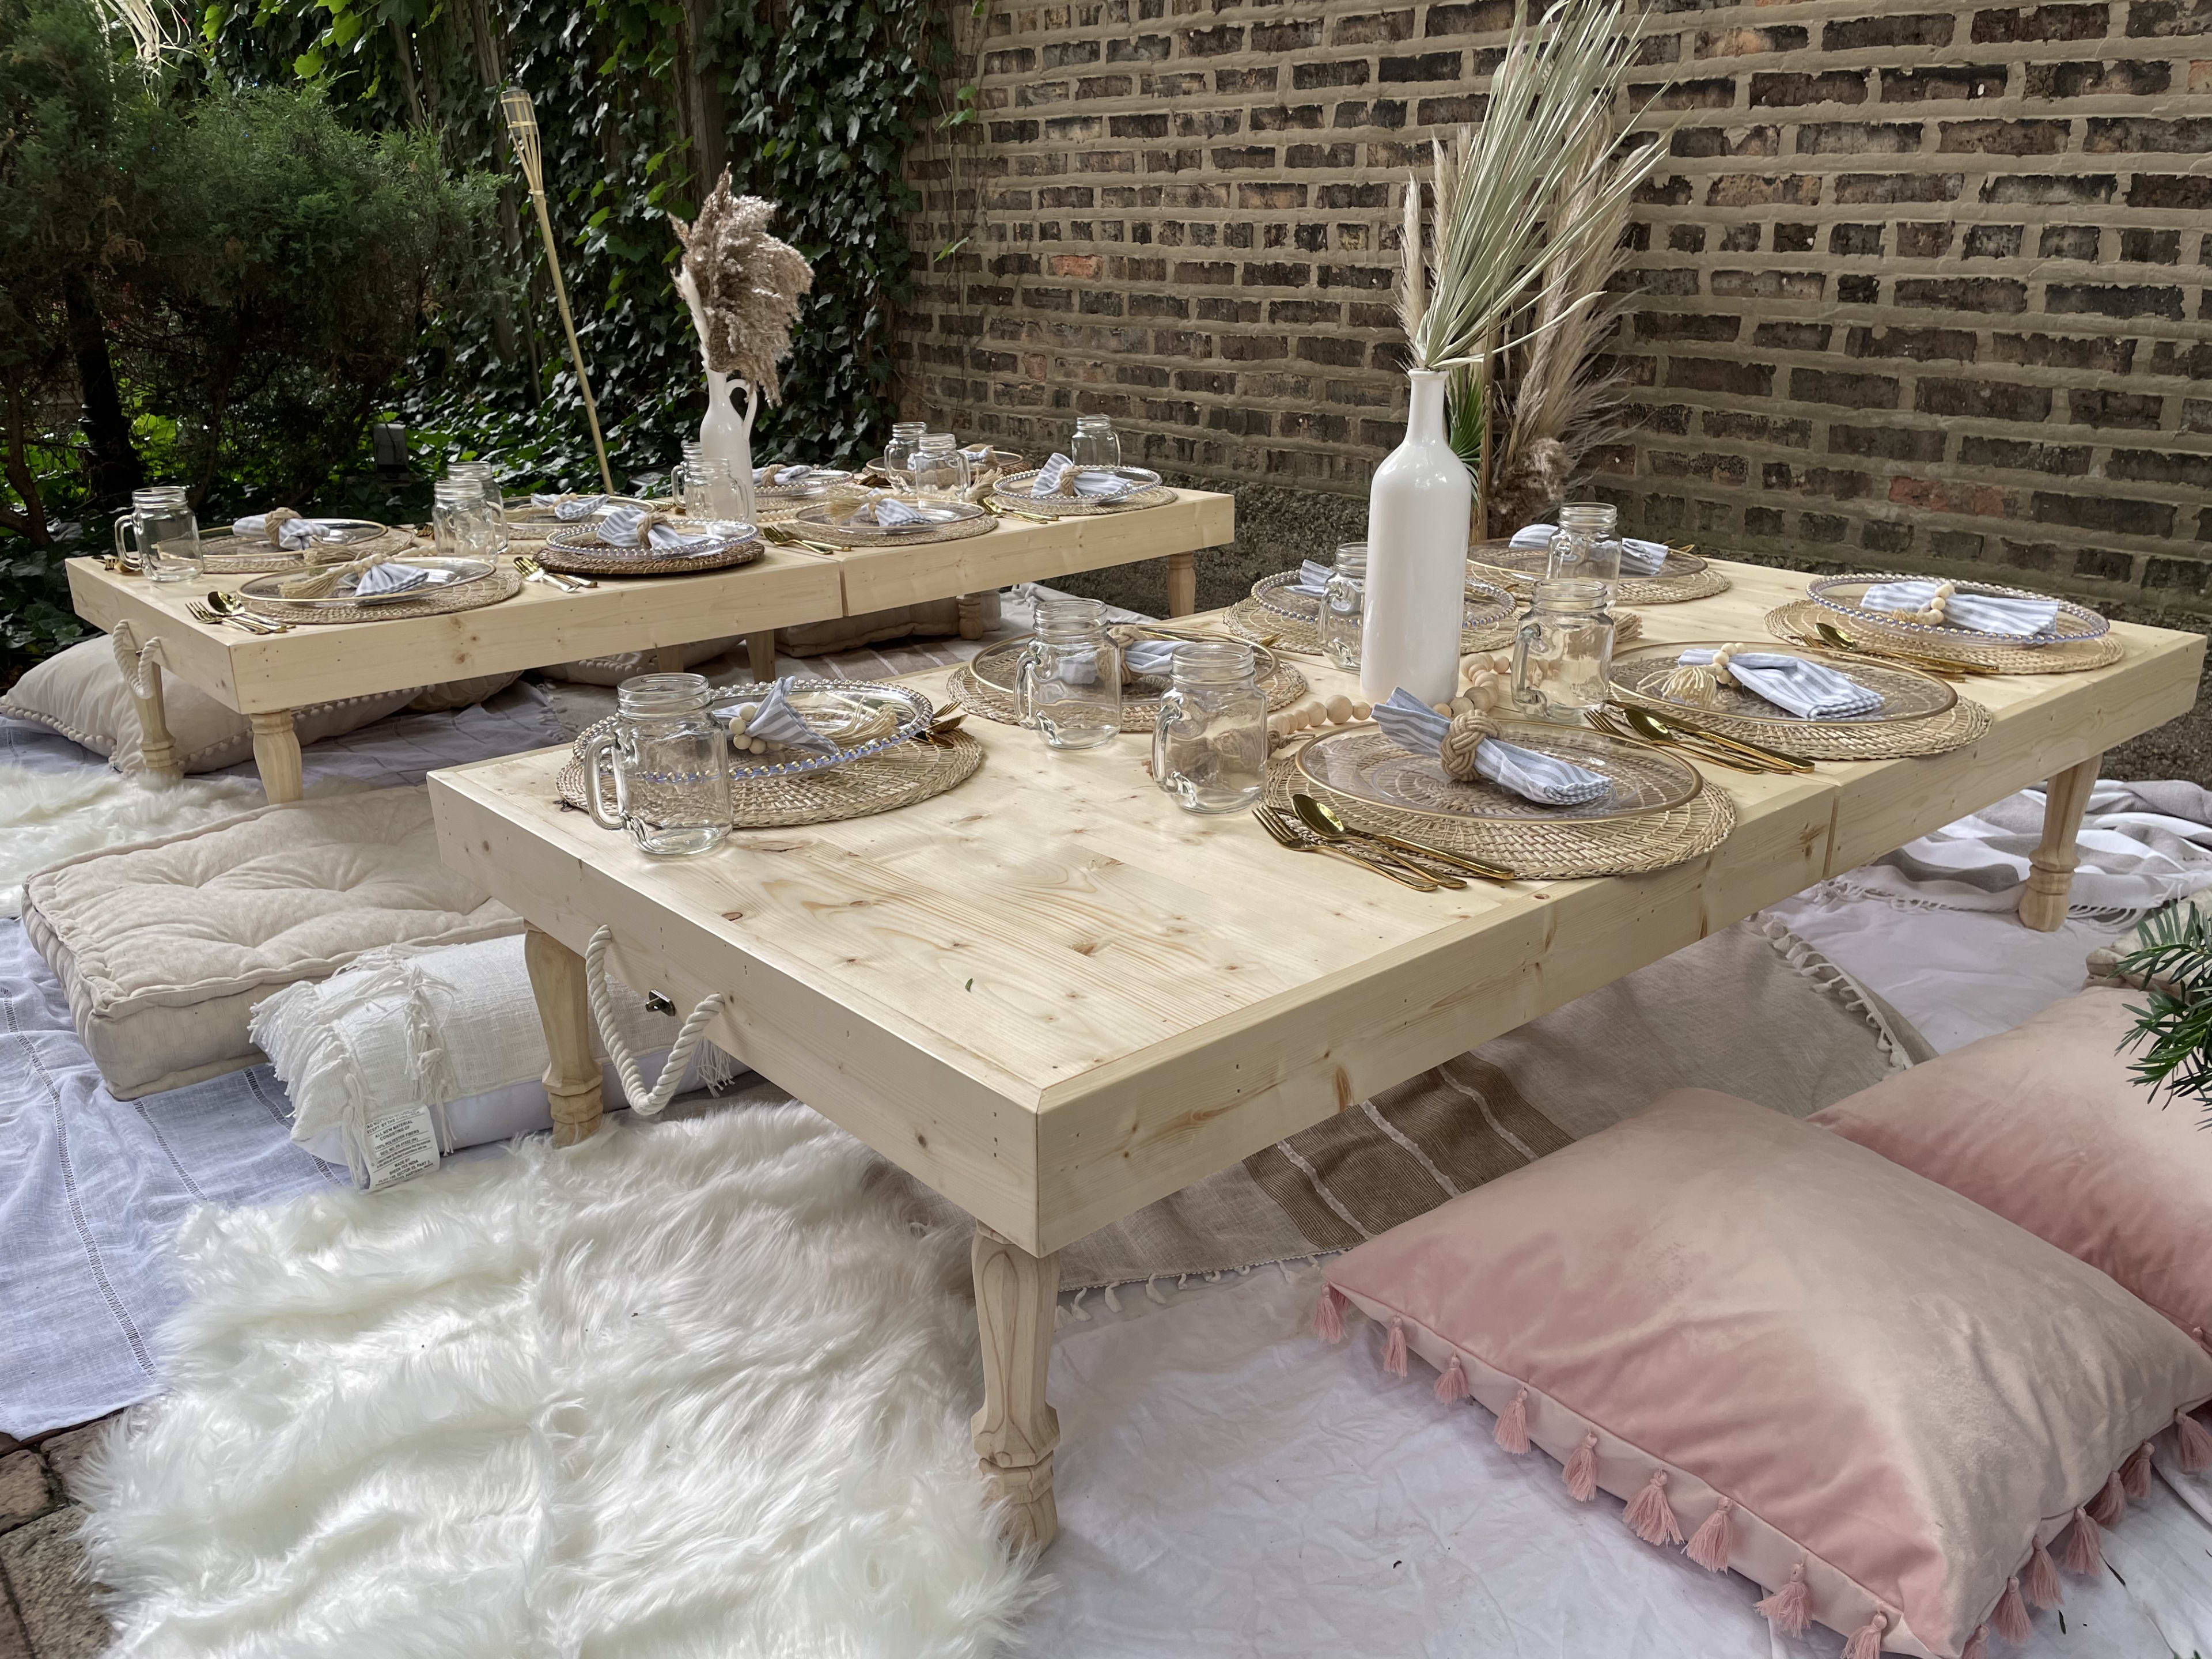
[1291,793,1513,882]
[1813,619,1988,676]
[203,590,290,632]
[1622,706,1809,773]
[1590,706,1767,775]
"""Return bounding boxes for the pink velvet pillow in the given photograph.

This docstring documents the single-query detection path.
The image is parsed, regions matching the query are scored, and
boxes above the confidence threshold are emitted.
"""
[1812,988,2212,1338]
[1323,1090,2212,1659]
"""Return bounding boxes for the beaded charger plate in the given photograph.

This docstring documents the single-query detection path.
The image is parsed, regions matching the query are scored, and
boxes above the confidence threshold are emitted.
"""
[949,631,1308,733]
[1610,639,1991,759]
[558,717,983,831]
[709,680,933,780]
[792,497,997,547]
[1805,574,2111,655]
[1764,600,2124,675]
[192,521,408,574]
[1264,732,1733,880]
[506,497,652,542]
[232,563,523,626]
[987,468,1176,517]
[538,523,764,578]
[1249,570,1517,636]
[1221,597,1517,656]
[1468,540,1731,607]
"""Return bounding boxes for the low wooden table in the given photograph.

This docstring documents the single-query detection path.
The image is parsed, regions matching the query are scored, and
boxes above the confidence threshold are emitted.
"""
[425,557,2200,1550]
[66,490,1232,801]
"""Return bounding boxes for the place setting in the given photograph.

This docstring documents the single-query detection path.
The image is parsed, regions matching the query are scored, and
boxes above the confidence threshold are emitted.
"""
[539,501,763,577]
[986,443,1177,521]
[949,612,1309,733]
[1469,503,1730,606]
[1767,573,2123,675]
[785,491,997,547]
[1229,541,1522,660]
[1607,637,1991,762]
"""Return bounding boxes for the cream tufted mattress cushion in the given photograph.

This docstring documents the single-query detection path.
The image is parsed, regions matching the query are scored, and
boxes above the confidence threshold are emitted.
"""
[20,786,518,1099]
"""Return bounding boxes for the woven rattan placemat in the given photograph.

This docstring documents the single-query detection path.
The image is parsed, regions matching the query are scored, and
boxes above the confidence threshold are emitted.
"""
[1766,600,2124,674]
[233,564,522,626]
[946,649,1308,733]
[536,539,764,578]
[558,722,983,829]
[1221,599,1519,658]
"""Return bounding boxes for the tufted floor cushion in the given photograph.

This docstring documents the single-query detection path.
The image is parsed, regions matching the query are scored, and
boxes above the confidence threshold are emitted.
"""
[20,787,518,1099]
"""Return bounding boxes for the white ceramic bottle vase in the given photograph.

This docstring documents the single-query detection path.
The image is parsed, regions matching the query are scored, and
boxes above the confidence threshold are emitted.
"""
[699,369,756,522]
[1359,369,1472,708]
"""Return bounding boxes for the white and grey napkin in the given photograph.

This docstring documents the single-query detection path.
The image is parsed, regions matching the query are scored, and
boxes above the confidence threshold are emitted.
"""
[1676,649,1884,719]
[1508,522,1671,576]
[1374,689,1612,807]
[530,493,610,521]
[596,505,726,553]
[1059,638,1179,687]
[232,514,342,550]
[850,497,929,531]
[754,464,822,489]
[1859,579,2061,638]
[1286,559,1338,596]
[1032,453,1141,501]
[350,562,458,599]
[727,681,837,753]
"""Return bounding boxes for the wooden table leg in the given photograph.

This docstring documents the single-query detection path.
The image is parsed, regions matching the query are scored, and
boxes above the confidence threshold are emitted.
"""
[2020,752,2101,931]
[652,645,687,674]
[248,710,304,804]
[972,1222,1061,1552]
[524,925,604,1145]
[746,632,778,683]
[957,592,988,640]
[1166,550,1197,618]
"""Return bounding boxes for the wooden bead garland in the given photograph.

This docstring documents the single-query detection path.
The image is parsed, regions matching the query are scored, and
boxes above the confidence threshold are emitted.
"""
[1267,692,1371,744]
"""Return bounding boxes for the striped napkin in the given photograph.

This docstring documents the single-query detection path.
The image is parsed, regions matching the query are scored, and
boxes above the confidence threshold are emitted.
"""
[1033,454,1142,501]
[232,514,343,550]
[1374,690,1612,806]
[531,494,609,521]
[1058,639,1178,687]
[1860,579,2060,638]
[725,681,837,753]
[755,464,823,488]
[350,562,457,599]
[597,506,725,552]
[1287,559,1338,596]
[1676,649,1883,718]
[850,498,929,531]
[1508,522,1671,576]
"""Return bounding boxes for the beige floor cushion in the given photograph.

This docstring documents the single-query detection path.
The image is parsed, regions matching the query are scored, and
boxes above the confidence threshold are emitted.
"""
[20,786,518,1099]
[408,672,524,712]
[780,595,999,657]
[0,636,418,773]
[537,638,743,685]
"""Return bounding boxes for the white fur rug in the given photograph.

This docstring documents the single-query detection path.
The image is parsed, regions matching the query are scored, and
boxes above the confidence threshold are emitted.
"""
[0,763,267,916]
[75,1100,1036,1658]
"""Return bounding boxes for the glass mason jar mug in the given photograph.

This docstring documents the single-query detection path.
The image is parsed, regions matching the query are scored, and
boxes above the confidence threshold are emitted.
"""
[1016,595,1121,749]
[1511,578,1617,723]
[583,673,733,857]
[445,461,509,554]
[1320,542,1367,672]
[1544,501,1622,589]
[1152,641,1268,814]
[908,433,969,499]
[433,478,499,559]
[883,421,927,480]
[113,486,201,582]
[1070,414,1122,471]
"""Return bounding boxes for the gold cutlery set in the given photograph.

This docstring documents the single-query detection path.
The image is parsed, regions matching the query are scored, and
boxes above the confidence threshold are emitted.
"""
[1253,791,1517,889]
[1586,706,1811,775]
[188,593,288,634]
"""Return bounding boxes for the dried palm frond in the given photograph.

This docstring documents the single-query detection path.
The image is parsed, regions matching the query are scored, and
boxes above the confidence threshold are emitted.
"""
[669,171,814,403]
[88,0,180,67]
[1401,0,1660,376]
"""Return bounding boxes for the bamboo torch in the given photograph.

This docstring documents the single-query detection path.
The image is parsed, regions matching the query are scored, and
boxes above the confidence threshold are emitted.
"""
[499,87,615,495]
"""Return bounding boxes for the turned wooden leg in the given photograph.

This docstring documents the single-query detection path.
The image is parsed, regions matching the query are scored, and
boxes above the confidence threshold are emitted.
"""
[972,1222,1061,1552]
[130,663,180,783]
[957,592,988,640]
[248,710,304,804]
[652,645,687,674]
[1166,550,1197,618]
[524,924,604,1145]
[2020,753,2101,931]
[746,631,778,683]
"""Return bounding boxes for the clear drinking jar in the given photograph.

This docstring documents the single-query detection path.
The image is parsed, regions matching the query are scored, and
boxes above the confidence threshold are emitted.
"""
[1070,414,1122,470]
[446,461,508,554]
[1016,594,1121,749]
[884,421,927,479]
[1510,578,1617,723]
[432,479,496,559]
[1545,501,1622,589]
[113,486,201,582]
[1152,641,1267,814]
[676,440,719,516]
[910,433,969,498]
[1320,542,1367,672]
[583,673,733,857]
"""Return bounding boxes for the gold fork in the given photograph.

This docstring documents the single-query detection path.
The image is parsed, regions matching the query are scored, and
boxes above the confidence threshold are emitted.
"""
[1253,806,1442,891]
[190,598,283,635]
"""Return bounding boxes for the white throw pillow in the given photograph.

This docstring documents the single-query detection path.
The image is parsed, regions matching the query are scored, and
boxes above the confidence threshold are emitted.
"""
[537,638,744,685]
[0,636,416,772]
[252,934,742,1182]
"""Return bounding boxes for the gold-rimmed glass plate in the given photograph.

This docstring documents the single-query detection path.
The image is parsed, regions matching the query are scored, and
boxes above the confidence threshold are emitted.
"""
[1470,541,1708,585]
[1608,639,1957,728]
[1297,720,1701,824]
[509,494,650,524]
[544,519,758,557]
[969,632,1281,701]
[794,497,987,537]
[237,555,498,609]
[1807,574,2109,650]
[1250,570,1517,632]
[755,467,854,499]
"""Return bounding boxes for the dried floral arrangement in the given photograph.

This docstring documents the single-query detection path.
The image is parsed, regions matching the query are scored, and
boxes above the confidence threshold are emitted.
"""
[670,171,814,405]
[1393,0,1665,535]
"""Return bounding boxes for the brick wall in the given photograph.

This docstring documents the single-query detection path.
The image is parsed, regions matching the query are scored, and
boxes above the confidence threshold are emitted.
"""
[897,0,2212,608]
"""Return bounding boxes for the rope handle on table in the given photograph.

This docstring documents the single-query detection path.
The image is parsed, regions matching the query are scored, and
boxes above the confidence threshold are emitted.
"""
[582,925,728,1118]
[111,619,168,698]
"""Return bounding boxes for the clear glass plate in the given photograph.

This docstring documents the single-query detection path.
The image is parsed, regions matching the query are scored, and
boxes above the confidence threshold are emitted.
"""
[1808,574,2110,649]
[755,467,854,499]
[794,497,988,537]
[1251,570,1516,633]
[1297,720,1701,824]
[237,555,497,608]
[707,679,934,779]
[969,632,1279,701]
[1609,639,1957,728]
[1469,541,1708,584]
[544,521,757,556]
[995,465,1166,507]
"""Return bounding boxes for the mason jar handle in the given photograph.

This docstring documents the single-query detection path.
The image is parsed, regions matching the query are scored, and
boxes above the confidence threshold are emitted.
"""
[582,729,630,831]
[1014,641,1044,728]
[113,509,140,560]
[1149,685,1195,793]
[1509,618,1544,713]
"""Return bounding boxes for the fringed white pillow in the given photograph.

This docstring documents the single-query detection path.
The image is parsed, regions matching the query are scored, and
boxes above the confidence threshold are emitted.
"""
[251,934,744,1183]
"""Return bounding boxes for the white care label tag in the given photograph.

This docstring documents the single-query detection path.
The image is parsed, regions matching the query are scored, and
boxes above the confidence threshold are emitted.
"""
[365,1106,440,1190]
